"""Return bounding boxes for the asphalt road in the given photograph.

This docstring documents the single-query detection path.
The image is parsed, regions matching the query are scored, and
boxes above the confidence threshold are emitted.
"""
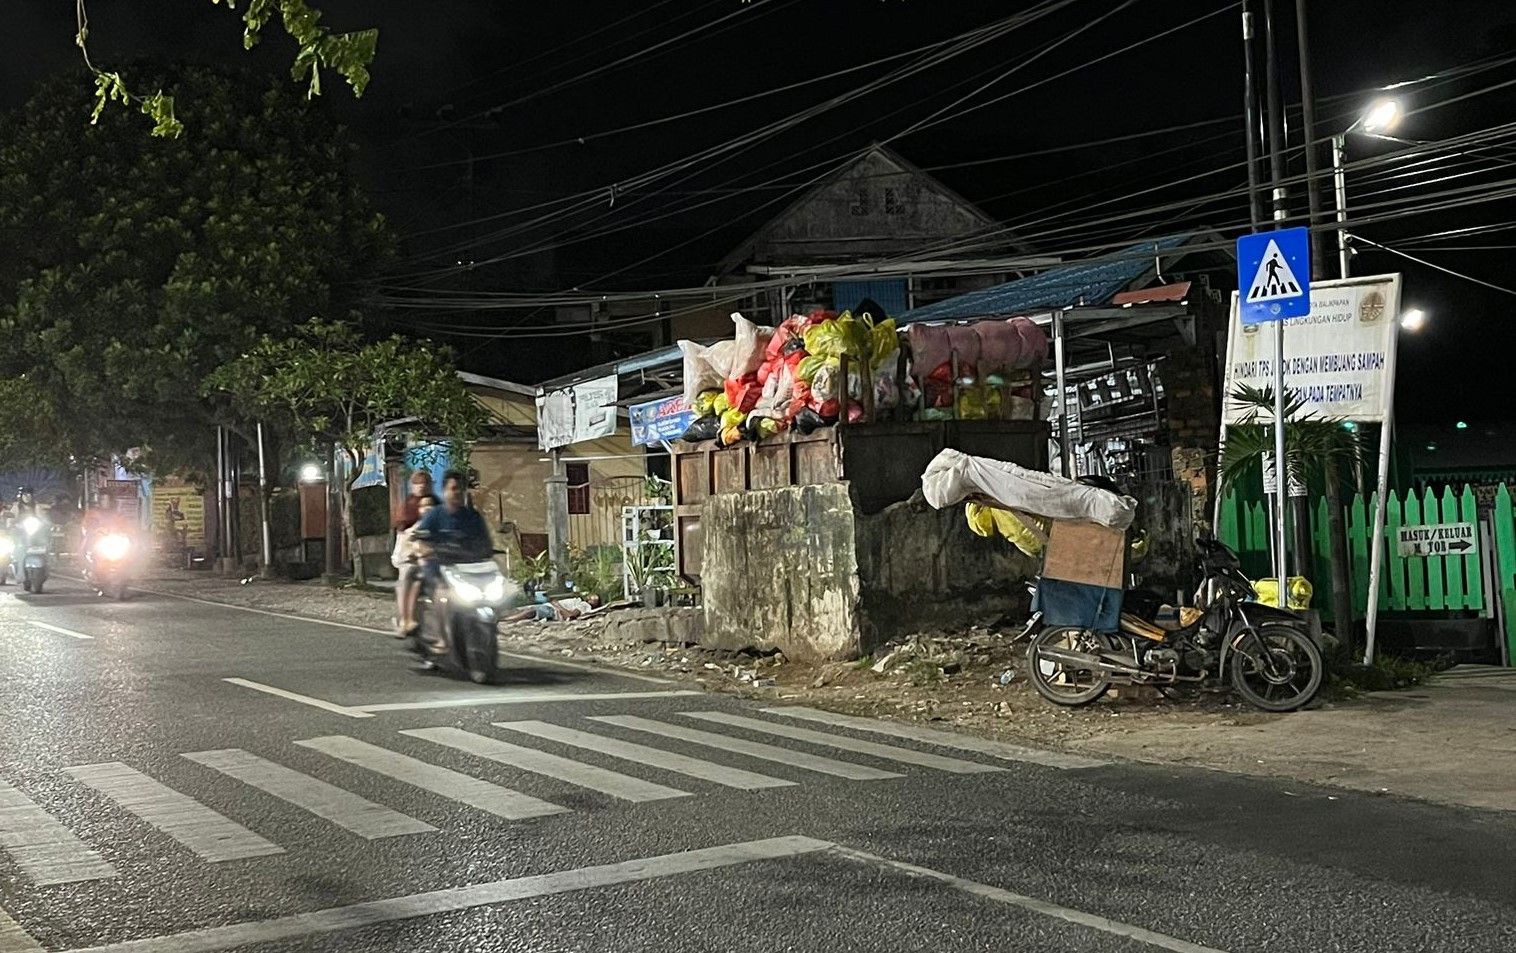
[2,575,1514,953]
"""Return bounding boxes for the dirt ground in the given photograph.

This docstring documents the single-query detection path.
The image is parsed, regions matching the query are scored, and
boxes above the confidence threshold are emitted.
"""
[128,570,1516,813]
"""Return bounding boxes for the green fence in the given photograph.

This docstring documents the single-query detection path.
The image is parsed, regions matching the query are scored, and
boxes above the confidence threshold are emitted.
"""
[1221,484,1516,664]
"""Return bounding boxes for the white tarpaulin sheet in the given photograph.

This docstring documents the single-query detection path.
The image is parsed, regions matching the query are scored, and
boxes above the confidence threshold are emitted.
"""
[920,449,1136,530]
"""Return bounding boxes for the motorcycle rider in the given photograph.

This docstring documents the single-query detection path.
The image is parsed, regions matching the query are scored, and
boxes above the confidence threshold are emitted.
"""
[82,495,130,552]
[412,470,493,652]
[393,469,435,637]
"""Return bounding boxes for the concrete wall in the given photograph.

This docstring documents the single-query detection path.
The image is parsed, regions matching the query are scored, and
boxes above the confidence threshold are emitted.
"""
[700,482,1036,661]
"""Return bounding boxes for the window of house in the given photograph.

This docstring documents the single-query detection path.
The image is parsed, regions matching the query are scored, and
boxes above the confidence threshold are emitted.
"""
[567,463,590,515]
[884,187,904,215]
[850,188,870,216]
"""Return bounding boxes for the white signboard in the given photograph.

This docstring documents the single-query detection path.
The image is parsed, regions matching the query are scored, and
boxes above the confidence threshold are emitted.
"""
[1396,523,1477,558]
[536,374,619,450]
[1223,275,1402,424]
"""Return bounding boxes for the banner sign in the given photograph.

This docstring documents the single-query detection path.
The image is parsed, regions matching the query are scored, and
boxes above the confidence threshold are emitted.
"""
[1223,275,1402,424]
[152,483,206,550]
[537,375,619,449]
[1397,522,1477,558]
[350,436,387,490]
[629,395,695,447]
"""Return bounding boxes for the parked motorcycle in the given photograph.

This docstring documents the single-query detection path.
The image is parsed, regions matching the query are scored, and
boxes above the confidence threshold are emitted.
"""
[84,532,134,600]
[408,544,519,684]
[1027,537,1324,712]
[15,514,50,594]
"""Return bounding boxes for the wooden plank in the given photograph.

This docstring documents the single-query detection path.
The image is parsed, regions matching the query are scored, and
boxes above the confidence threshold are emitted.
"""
[1423,486,1446,611]
[1217,491,1240,552]
[1378,491,1402,611]
[1403,490,1426,610]
[1460,485,1484,611]
[1348,492,1370,613]
[1493,485,1516,662]
[1312,495,1335,623]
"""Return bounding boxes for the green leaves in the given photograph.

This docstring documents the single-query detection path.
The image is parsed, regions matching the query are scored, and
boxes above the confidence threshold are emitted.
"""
[1220,384,1366,492]
[80,1,378,137]
[205,319,488,481]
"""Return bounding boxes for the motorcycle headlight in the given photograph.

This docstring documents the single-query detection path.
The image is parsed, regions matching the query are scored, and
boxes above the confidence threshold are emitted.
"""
[451,578,484,606]
[96,534,131,561]
[484,577,506,604]
[21,516,41,536]
[0,538,11,555]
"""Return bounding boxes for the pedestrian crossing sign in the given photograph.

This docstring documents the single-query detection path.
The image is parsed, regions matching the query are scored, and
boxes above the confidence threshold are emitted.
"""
[1237,226,1311,325]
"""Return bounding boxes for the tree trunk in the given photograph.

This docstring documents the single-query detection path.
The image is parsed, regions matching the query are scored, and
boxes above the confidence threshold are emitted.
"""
[1324,458,1354,658]
[324,442,341,582]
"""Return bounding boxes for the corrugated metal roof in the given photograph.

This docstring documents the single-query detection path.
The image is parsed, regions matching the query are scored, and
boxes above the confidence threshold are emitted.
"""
[898,234,1194,324]
[1111,280,1191,306]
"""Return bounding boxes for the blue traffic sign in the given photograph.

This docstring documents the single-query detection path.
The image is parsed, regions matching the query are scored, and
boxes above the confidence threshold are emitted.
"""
[1237,226,1311,325]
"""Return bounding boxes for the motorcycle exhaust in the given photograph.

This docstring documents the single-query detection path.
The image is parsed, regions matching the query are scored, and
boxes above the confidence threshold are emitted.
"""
[1036,645,1145,678]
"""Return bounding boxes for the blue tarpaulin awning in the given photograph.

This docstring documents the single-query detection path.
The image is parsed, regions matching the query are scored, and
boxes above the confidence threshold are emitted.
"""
[898,234,1194,324]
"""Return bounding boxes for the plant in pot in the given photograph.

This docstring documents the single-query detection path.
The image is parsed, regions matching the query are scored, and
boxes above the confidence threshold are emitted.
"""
[625,542,676,608]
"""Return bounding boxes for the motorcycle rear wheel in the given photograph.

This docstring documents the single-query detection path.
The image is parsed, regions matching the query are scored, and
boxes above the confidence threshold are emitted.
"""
[1028,626,1112,707]
[1229,622,1323,712]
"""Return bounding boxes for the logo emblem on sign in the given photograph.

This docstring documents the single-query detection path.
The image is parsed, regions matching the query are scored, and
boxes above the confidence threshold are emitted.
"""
[1359,290,1386,324]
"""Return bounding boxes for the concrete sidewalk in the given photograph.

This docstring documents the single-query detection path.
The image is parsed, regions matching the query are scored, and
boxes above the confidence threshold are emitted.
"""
[1068,666,1516,812]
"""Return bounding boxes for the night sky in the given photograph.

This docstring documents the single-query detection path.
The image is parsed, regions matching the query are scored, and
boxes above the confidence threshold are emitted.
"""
[5,0,1515,423]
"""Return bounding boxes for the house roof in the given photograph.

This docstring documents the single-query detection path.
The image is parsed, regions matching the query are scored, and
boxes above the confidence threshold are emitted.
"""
[898,234,1202,324]
[715,143,1020,275]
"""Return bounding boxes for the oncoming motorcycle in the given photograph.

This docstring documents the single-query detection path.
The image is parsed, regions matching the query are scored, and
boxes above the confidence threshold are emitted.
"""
[408,542,520,684]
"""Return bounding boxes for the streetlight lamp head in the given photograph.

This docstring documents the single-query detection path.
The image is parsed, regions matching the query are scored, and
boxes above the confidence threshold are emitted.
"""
[1400,308,1426,332]
[1361,98,1402,135]
[300,464,323,483]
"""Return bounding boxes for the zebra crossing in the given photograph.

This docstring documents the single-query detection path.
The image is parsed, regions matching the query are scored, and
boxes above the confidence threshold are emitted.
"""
[0,708,1051,890]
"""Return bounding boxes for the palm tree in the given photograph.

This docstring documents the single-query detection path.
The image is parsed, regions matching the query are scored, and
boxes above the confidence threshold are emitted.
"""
[1220,384,1366,652]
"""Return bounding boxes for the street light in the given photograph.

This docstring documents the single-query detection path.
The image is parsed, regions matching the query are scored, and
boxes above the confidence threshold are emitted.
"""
[1331,98,1405,278]
[1399,308,1426,332]
[300,464,323,483]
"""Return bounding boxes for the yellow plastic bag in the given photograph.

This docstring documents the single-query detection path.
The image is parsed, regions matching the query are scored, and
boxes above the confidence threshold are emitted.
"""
[693,390,721,418]
[1253,576,1313,610]
[803,314,871,360]
[720,408,746,431]
[995,510,1047,557]
[869,318,898,367]
[712,392,731,415]
[965,503,997,537]
[796,354,826,383]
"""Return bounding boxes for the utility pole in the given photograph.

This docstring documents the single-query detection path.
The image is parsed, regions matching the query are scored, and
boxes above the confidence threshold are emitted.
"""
[1240,1,1266,230]
[325,442,342,581]
[256,422,274,575]
[1295,0,1326,280]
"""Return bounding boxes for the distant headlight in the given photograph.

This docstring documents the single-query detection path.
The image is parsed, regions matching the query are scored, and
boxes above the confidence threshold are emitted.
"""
[21,516,41,536]
[96,534,131,561]
[0,538,12,555]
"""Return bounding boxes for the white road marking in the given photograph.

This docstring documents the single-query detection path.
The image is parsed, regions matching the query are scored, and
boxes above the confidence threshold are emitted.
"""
[141,584,675,684]
[832,845,1230,953]
[52,836,831,953]
[29,621,93,640]
[0,907,41,953]
[355,689,701,713]
[294,736,567,821]
[591,715,903,781]
[221,678,373,719]
[493,721,794,791]
[402,727,690,803]
[682,712,1003,775]
[64,763,283,863]
[763,706,1108,770]
[0,779,118,886]
[182,749,435,840]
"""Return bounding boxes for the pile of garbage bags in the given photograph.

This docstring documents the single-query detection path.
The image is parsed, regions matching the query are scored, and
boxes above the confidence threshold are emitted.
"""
[679,309,901,446]
[906,317,1047,420]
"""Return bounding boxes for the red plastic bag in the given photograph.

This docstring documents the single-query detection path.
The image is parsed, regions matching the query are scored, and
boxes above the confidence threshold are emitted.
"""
[725,374,761,414]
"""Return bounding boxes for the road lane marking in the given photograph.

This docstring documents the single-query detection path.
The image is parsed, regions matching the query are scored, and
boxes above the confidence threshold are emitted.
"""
[182,749,435,840]
[590,715,903,781]
[221,678,373,719]
[0,780,119,886]
[52,836,831,953]
[493,721,794,791]
[682,712,1003,775]
[141,585,675,684]
[64,763,283,863]
[294,736,567,821]
[29,621,93,641]
[0,907,41,953]
[832,846,1230,953]
[762,706,1108,770]
[355,689,701,713]
[402,727,690,803]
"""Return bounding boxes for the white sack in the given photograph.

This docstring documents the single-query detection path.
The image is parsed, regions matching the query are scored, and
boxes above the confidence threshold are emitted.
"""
[920,448,1136,530]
